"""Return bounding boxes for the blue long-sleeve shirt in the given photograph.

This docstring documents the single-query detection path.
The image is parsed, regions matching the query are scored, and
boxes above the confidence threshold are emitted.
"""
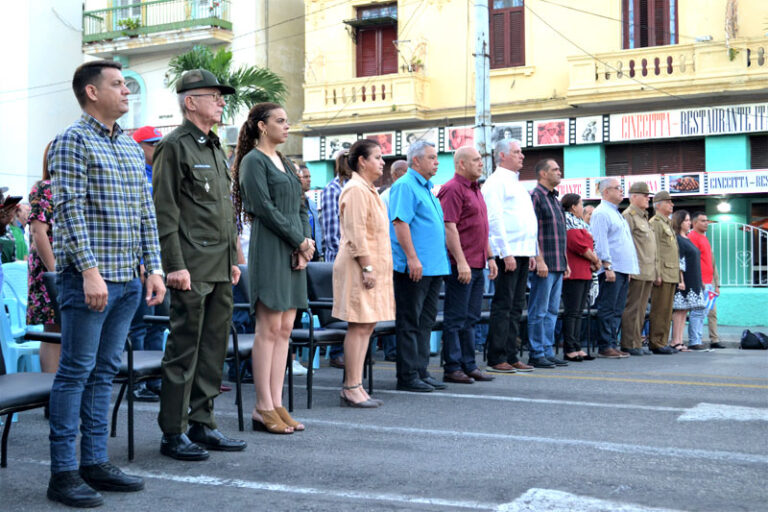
[589,200,639,275]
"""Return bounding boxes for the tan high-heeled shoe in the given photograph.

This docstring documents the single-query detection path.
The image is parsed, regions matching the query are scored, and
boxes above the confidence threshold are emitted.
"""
[252,409,293,434]
[275,406,305,432]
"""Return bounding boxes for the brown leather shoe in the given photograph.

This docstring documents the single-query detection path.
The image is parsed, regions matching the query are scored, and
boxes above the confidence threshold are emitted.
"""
[487,362,516,373]
[510,361,534,372]
[598,348,623,359]
[466,369,495,381]
[443,370,475,384]
[329,356,345,369]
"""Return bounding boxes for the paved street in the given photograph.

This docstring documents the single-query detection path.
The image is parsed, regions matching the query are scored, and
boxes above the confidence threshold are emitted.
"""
[2,346,767,511]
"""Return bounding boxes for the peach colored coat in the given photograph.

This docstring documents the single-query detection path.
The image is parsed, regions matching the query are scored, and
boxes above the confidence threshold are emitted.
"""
[332,173,395,323]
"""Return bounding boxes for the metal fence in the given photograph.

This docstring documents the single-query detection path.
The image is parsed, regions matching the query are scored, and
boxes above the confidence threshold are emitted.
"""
[708,222,768,287]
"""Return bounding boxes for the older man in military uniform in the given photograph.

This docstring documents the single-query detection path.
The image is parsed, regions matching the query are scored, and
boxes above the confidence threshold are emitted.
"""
[647,191,678,354]
[153,69,246,460]
[620,182,657,356]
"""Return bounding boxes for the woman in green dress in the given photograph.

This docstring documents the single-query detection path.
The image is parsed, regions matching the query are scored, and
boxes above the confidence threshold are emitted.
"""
[232,103,315,434]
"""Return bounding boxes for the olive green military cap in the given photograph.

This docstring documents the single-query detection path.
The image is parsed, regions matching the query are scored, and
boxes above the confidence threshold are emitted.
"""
[653,190,672,203]
[629,181,652,195]
[176,69,235,95]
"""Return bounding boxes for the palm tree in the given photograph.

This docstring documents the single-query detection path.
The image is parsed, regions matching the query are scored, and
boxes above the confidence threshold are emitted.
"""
[167,45,287,122]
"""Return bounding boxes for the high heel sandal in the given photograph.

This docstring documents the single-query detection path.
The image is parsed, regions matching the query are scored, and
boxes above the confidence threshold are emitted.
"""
[252,409,293,434]
[356,382,383,406]
[275,406,305,432]
[340,384,379,408]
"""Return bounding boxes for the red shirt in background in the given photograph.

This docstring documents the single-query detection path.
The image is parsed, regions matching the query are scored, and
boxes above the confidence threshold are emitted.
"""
[689,230,714,284]
[565,228,595,280]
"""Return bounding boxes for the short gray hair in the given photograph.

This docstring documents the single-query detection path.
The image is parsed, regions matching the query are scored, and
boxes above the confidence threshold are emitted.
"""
[177,92,191,115]
[493,138,521,160]
[598,178,618,196]
[407,140,435,167]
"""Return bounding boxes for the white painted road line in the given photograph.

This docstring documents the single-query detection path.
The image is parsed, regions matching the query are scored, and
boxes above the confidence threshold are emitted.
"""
[677,402,768,422]
[497,488,684,512]
[312,386,686,413]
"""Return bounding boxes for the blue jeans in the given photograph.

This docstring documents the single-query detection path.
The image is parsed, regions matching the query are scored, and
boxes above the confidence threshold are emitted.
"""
[442,267,484,373]
[688,308,705,346]
[527,271,564,360]
[595,271,630,351]
[49,270,141,473]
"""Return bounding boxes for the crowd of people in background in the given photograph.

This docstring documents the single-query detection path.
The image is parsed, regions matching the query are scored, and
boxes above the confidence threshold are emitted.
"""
[0,61,724,508]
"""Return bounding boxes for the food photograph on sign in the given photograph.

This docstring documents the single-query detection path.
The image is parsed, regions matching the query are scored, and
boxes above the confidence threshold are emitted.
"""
[492,123,525,144]
[325,134,358,157]
[447,127,475,151]
[668,174,701,194]
[402,128,438,155]
[534,120,566,146]
[364,132,395,156]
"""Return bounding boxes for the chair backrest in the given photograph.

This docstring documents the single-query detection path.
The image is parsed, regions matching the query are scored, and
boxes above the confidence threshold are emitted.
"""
[1,262,28,307]
[0,299,17,373]
[306,262,336,326]
[234,264,250,303]
[42,273,61,324]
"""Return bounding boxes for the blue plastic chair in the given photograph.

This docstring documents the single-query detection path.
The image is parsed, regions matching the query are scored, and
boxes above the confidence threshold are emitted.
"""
[1,262,28,308]
[0,298,40,374]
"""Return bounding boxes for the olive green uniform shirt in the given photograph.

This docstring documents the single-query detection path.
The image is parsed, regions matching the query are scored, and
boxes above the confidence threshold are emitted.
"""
[649,213,679,284]
[622,204,656,281]
[152,118,236,282]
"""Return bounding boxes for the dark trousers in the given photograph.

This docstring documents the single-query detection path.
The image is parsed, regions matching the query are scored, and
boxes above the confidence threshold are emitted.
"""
[442,267,484,374]
[595,271,630,351]
[486,257,529,366]
[158,281,233,434]
[393,271,442,383]
[561,278,590,353]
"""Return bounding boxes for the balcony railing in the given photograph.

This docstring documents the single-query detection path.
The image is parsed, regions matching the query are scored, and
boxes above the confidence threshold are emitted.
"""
[83,0,231,44]
[303,73,429,124]
[567,38,768,104]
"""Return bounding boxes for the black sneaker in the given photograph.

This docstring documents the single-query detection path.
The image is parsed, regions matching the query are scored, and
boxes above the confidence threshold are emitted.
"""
[529,357,556,368]
[47,470,104,508]
[624,348,644,356]
[132,387,159,402]
[651,346,676,354]
[710,342,726,349]
[79,461,145,492]
[546,356,569,366]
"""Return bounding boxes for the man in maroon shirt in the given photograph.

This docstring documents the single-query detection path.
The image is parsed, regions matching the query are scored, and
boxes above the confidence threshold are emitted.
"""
[688,212,724,349]
[437,146,498,383]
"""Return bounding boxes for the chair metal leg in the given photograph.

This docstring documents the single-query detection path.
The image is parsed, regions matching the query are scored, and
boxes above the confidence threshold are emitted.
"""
[111,383,127,438]
[231,328,244,432]
[366,342,373,394]
[287,345,294,412]
[306,340,315,409]
[1,414,12,468]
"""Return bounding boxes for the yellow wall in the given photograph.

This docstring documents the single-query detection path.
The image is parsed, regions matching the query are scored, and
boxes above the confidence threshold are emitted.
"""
[302,0,768,128]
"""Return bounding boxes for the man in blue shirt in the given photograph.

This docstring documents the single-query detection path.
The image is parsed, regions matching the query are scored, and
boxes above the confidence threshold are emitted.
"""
[590,178,639,358]
[389,141,450,392]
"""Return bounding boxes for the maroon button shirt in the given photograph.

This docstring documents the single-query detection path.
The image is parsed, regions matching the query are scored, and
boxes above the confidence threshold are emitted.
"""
[437,173,489,269]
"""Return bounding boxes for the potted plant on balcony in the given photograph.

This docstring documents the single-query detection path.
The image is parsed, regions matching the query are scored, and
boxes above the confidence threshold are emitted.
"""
[116,17,141,37]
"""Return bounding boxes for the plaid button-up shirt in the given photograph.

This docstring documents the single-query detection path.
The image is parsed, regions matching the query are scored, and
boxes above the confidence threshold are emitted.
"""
[320,176,342,261]
[530,183,567,272]
[50,114,162,282]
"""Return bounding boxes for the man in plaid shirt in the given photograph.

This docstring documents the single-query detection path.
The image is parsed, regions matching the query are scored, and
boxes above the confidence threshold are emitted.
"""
[47,60,165,508]
[528,159,570,369]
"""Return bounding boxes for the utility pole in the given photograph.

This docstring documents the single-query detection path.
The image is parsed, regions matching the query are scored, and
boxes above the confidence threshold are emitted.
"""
[474,0,492,177]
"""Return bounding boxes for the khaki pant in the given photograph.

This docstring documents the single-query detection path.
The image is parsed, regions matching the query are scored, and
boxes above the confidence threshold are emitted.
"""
[158,281,233,434]
[620,279,653,349]
[648,282,676,349]
[705,283,719,342]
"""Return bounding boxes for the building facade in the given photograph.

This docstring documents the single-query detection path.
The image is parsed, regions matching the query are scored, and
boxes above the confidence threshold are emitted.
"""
[301,0,768,325]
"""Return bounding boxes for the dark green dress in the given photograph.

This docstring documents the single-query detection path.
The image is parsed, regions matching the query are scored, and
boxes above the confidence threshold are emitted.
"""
[240,149,310,312]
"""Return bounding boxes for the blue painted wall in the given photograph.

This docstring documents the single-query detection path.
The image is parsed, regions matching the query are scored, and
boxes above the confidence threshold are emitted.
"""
[563,145,605,178]
[705,134,750,172]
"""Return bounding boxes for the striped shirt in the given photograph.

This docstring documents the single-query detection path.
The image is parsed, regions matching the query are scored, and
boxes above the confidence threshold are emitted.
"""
[50,113,162,282]
[530,183,567,272]
[320,176,342,261]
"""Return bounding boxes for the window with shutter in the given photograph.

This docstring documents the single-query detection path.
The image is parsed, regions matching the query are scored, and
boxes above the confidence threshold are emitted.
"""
[622,0,677,49]
[489,1,525,69]
[605,139,704,175]
[750,135,768,169]
[518,148,563,180]
[355,3,398,77]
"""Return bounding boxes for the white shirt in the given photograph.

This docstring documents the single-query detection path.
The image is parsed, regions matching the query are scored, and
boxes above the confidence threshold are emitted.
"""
[481,166,538,258]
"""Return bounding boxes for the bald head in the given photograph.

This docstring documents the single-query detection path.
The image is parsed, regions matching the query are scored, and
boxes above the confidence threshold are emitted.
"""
[454,145,483,181]
[391,159,408,182]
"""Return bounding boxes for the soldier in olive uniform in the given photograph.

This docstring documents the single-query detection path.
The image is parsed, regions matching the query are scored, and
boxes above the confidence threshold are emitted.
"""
[620,182,657,355]
[647,191,679,354]
[153,69,246,460]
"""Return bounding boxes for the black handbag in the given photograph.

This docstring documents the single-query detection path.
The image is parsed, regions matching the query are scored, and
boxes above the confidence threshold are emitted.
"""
[740,329,768,350]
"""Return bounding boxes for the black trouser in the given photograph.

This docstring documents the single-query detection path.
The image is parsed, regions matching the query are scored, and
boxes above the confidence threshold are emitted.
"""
[561,279,590,354]
[486,257,529,366]
[595,271,629,351]
[393,271,442,383]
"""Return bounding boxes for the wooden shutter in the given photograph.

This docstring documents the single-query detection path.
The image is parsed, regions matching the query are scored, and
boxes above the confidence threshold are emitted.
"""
[489,3,525,69]
[606,140,704,175]
[624,0,674,49]
[380,25,398,75]
[508,10,524,66]
[490,12,506,68]
[751,135,768,169]
[357,29,378,77]
[518,148,563,180]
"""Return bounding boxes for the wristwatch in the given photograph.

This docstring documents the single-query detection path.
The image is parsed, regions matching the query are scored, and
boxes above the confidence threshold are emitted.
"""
[361,265,374,273]
[147,269,165,278]
[603,263,613,271]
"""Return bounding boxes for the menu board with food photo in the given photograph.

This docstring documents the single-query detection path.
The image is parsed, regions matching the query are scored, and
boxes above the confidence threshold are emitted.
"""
[666,174,702,195]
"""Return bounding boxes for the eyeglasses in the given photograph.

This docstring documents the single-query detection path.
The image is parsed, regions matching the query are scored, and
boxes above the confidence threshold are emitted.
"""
[604,186,621,191]
[189,92,224,102]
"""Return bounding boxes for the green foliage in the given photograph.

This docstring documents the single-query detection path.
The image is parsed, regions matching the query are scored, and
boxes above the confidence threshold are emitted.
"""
[117,17,141,31]
[167,45,287,122]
